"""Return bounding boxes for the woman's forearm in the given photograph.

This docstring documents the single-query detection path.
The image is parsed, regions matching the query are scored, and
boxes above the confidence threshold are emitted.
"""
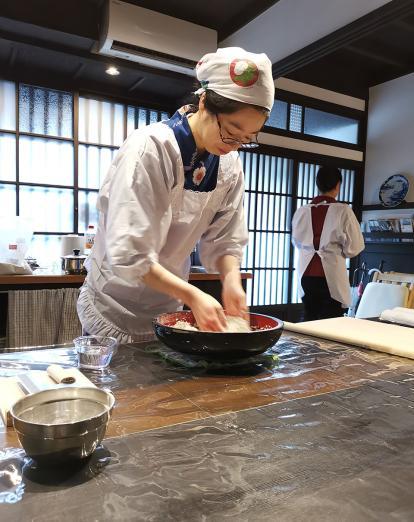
[142,262,199,306]
[216,254,242,284]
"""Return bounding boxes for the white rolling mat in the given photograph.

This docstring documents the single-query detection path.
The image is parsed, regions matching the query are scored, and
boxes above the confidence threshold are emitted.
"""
[0,366,96,427]
[380,307,414,327]
[284,317,414,359]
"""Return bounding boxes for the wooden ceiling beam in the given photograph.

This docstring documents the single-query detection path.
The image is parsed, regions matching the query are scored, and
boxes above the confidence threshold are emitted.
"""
[128,77,145,92]
[72,63,85,80]
[345,45,409,69]
[392,19,414,33]
[8,45,18,67]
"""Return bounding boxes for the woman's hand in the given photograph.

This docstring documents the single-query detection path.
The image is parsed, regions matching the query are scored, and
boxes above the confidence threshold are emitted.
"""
[222,277,248,318]
[142,263,227,331]
[217,255,248,318]
[188,289,227,332]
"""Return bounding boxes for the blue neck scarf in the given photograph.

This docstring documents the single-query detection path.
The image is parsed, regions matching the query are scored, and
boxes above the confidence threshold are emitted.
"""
[163,106,219,192]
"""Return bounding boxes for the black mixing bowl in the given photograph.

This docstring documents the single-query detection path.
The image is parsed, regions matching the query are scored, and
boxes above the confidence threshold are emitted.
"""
[153,311,283,360]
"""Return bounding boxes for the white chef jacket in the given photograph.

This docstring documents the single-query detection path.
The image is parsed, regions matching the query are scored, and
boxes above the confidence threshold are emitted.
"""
[77,121,248,342]
[292,201,364,307]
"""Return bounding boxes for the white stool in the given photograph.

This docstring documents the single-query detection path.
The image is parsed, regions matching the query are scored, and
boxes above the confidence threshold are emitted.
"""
[356,282,409,319]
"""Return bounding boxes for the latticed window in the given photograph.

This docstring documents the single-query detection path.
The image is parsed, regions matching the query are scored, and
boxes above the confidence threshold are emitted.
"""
[0,79,359,305]
[241,152,294,306]
[266,98,360,146]
[0,80,169,264]
[241,154,357,307]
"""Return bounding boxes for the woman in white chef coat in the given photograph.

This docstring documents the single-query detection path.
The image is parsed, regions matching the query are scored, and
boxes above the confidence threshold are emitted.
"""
[292,166,364,321]
[77,47,275,342]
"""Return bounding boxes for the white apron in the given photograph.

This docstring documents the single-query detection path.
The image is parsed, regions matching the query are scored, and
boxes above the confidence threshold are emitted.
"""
[292,201,364,307]
[77,122,248,341]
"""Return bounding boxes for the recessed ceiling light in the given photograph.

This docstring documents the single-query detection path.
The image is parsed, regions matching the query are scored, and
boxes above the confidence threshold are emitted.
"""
[106,66,120,76]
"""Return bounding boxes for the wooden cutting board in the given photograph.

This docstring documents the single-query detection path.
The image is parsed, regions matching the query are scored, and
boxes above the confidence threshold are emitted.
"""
[284,317,414,359]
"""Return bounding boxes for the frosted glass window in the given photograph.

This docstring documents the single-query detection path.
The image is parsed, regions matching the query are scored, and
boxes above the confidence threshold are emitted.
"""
[255,194,292,231]
[304,108,358,144]
[78,190,98,232]
[266,100,288,129]
[289,104,302,132]
[252,269,290,306]
[19,85,73,138]
[149,110,158,124]
[127,106,169,135]
[240,151,258,191]
[242,153,293,195]
[79,97,124,146]
[254,233,290,268]
[297,162,355,203]
[297,162,319,200]
[339,168,355,202]
[0,80,16,131]
[20,186,73,232]
[0,184,16,216]
[19,136,73,185]
[240,150,295,306]
[79,145,117,189]
[27,234,62,269]
[0,133,16,181]
[127,107,148,135]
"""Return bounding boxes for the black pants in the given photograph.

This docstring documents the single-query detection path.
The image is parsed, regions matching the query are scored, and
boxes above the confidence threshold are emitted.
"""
[301,276,344,321]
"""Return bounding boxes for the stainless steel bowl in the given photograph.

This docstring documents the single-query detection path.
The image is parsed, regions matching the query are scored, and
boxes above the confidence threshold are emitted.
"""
[10,387,115,464]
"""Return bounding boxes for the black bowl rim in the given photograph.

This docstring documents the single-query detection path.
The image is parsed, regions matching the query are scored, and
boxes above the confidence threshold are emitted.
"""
[153,312,284,335]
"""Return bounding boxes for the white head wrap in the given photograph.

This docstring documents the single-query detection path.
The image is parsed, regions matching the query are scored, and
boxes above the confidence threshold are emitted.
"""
[195,47,274,112]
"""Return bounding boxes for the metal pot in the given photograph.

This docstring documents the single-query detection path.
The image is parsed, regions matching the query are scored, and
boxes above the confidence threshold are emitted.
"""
[61,249,87,275]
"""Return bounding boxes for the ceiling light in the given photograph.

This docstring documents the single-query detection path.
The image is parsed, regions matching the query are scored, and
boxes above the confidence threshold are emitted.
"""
[106,66,120,76]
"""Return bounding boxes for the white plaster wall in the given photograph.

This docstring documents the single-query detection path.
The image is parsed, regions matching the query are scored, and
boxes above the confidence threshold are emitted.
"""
[221,0,391,63]
[364,72,414,212]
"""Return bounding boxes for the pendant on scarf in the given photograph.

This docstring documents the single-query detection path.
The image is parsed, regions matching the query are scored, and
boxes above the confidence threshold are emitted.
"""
[192,163,206,186]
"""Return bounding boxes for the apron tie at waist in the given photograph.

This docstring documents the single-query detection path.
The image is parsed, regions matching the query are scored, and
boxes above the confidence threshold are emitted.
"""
[299,246,324,259]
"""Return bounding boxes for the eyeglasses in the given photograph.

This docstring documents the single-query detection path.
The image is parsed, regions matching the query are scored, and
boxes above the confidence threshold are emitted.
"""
[216,115,260,149]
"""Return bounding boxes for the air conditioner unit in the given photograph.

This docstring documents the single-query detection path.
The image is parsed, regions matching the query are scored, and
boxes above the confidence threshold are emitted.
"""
[98,0,217,76]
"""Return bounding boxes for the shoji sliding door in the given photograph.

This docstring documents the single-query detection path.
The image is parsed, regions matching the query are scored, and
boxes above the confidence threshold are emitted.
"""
[240,151,294,307]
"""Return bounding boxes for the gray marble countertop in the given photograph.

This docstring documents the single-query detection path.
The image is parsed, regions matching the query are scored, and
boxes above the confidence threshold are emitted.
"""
[1,334,414,521]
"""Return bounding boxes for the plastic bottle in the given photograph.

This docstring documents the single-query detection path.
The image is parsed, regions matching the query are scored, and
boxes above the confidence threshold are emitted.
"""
[84,225,95,251]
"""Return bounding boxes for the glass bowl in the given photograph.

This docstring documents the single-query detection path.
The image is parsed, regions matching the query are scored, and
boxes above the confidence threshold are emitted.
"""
[73,336,118,371]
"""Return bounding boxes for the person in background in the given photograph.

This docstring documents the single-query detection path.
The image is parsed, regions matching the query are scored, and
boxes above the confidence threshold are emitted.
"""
[77,47,274,343]
[292,166,365,321]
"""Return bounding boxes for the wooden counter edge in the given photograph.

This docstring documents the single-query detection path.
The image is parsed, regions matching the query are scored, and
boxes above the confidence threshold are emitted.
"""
[0,272,253,286]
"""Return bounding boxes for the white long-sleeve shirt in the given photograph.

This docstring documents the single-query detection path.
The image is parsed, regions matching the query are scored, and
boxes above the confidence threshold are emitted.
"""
[292,201,365,307]
[78,121,248,341]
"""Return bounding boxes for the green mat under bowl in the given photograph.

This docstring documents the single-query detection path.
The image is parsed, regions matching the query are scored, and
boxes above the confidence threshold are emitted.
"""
[144,343,279,370]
